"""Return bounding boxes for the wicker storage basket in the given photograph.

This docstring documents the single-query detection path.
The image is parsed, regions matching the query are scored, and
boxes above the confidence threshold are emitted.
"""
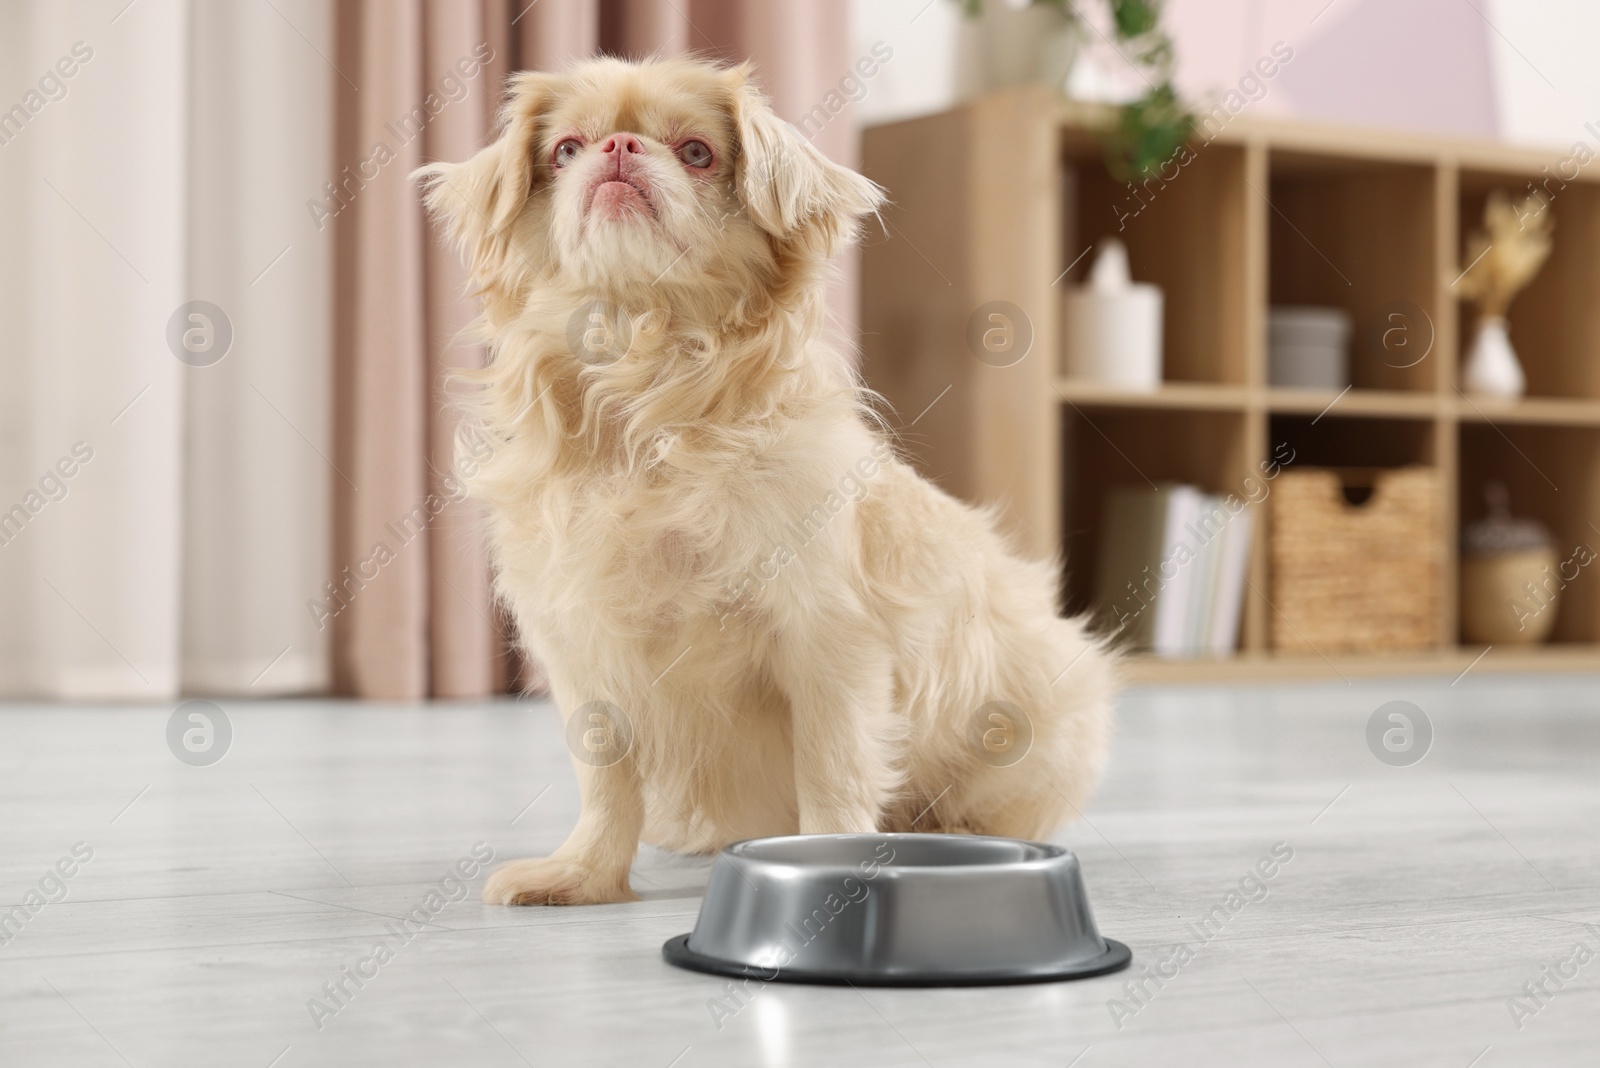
[1269,467,1442,653]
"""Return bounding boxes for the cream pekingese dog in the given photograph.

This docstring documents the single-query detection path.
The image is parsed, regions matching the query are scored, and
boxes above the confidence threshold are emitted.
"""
[417,56,1114,906]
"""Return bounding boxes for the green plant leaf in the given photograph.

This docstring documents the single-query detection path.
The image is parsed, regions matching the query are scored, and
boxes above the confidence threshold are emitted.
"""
[1109,0,1160,39]
[1105,81,1194,181]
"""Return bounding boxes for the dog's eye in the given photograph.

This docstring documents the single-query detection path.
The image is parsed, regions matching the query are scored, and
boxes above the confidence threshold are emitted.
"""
[553,139,582,167]
[676,139,713,169]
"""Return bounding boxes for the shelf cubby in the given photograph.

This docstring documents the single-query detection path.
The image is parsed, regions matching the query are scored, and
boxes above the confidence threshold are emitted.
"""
[1458,169,1600,400]
[1459,423,1600,643]
[860,90,1600,679]
[1059,407,1251,617]
[1065,135,1250,386]
[1268,150,1440,393]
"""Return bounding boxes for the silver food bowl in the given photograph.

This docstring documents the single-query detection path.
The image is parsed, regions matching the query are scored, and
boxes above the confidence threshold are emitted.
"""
[663,833,1130,986]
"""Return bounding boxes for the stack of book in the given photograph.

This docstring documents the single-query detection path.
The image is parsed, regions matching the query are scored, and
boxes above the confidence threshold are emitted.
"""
[1094,484,1254,658]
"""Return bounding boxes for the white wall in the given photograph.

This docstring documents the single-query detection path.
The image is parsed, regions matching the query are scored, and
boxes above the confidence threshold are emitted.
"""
[1488,1,1600,149]
[851,0,1600,152]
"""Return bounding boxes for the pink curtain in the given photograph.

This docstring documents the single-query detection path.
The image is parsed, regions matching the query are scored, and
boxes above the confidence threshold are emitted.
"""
[330,0,856,698]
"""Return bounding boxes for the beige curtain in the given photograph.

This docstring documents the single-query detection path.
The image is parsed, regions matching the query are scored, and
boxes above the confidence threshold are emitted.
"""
[330,0,856,699]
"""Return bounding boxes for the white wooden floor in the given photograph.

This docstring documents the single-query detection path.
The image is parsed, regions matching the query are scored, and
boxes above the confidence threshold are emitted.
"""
[2,675,1597,1067]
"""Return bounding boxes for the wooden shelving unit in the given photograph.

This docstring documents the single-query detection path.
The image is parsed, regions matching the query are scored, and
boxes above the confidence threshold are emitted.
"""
[860,89,1600,680]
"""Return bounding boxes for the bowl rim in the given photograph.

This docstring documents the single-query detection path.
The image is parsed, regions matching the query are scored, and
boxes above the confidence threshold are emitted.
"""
[721,831,1072,876]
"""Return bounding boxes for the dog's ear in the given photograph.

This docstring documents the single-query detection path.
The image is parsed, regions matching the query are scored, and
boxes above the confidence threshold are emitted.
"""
[414,71,553,294]
[726,64,884,258]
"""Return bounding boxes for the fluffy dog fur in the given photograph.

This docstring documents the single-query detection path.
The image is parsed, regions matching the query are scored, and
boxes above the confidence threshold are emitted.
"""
[416,55,1115,906]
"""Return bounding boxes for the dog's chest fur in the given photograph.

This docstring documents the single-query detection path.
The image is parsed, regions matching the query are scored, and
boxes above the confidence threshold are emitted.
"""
[497,442,822,642]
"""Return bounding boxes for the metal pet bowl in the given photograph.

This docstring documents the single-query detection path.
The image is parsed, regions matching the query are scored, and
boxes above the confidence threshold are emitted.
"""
[663,833,1130,986]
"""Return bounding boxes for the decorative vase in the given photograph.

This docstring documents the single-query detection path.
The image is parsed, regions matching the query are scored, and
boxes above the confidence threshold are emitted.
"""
[954,0,1081,96]
[1461,549,1560,643]
[1460,483,1557,643]
[1463,316,1525,397]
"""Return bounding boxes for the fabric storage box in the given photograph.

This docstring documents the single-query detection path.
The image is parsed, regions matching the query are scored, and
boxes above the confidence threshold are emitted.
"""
[1269,467,1442,653]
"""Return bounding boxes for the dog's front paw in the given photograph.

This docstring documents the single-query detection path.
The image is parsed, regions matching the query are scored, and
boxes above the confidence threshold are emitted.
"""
[483,857,637,906]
